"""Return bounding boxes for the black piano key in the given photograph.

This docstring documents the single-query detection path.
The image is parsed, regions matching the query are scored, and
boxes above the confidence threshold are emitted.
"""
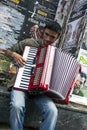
[28,53,36,57]
[22,71,31,75]
[22,73,31,76]
[19,84,28,88]
[23,71,31,75]
[29,49,35,51]
[26,60,34,63]
[22,73,30,76]
[20,82,29,86]
[20,79,30,83]
[24,67,35,70]
[21,77,30,80]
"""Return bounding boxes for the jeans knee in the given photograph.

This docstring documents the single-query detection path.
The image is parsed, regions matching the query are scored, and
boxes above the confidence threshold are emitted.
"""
[51,105,58,117]
[46,104,58,119]
[10,101,25,113]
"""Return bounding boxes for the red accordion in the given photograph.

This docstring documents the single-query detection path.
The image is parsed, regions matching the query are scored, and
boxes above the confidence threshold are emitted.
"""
[13,45,81,104]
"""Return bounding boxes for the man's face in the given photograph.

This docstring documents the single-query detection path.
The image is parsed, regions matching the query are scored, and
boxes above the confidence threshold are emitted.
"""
[42,28,60,47]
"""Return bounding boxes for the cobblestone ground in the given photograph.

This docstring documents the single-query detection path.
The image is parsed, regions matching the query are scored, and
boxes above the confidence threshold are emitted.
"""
[0,124,39,130]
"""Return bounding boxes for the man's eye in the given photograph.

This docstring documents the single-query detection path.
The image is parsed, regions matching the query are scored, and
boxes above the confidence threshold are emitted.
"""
[45,33,49,36]
[45,33,55,39]
[51,36,55,39]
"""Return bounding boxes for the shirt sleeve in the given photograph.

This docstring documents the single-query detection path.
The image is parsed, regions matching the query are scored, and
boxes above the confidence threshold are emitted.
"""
[9,38,40,54]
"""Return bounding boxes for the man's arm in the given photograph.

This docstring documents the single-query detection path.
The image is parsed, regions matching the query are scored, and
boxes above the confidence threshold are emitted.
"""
[0,38,40,67]
[0,48,25,67]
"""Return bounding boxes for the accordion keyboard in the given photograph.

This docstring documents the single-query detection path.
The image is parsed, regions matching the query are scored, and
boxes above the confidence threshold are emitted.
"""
[14,46,37,90]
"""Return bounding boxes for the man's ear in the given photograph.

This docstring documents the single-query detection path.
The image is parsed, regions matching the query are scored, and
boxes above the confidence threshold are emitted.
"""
[57,34,61,39]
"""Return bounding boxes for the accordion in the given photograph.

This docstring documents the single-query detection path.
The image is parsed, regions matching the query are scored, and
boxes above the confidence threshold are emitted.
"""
[13,45,81,104]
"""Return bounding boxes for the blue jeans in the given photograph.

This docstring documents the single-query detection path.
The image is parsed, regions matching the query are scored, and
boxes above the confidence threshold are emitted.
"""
[10,89,58,130]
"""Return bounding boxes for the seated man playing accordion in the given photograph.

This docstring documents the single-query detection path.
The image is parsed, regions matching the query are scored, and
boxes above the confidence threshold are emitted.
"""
[2,21,62,130]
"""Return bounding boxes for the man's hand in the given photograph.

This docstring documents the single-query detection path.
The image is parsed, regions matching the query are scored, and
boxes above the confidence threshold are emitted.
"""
[12,52,25,67]
[3,49,25,67]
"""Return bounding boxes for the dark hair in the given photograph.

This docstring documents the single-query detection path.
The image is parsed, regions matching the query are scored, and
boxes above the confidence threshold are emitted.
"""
[44,21,62,35]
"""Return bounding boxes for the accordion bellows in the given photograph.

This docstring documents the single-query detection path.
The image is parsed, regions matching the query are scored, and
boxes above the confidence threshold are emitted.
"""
[13,45,81,104]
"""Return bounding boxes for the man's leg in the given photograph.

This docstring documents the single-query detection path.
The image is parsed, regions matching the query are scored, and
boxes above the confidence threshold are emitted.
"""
[33,94,58,130]
[10,89,26,130]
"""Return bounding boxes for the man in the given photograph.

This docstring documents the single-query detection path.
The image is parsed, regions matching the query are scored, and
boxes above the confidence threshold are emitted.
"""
[3,21,62,130]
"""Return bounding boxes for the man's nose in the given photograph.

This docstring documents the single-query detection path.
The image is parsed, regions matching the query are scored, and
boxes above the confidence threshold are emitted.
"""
[46,36,52,41]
